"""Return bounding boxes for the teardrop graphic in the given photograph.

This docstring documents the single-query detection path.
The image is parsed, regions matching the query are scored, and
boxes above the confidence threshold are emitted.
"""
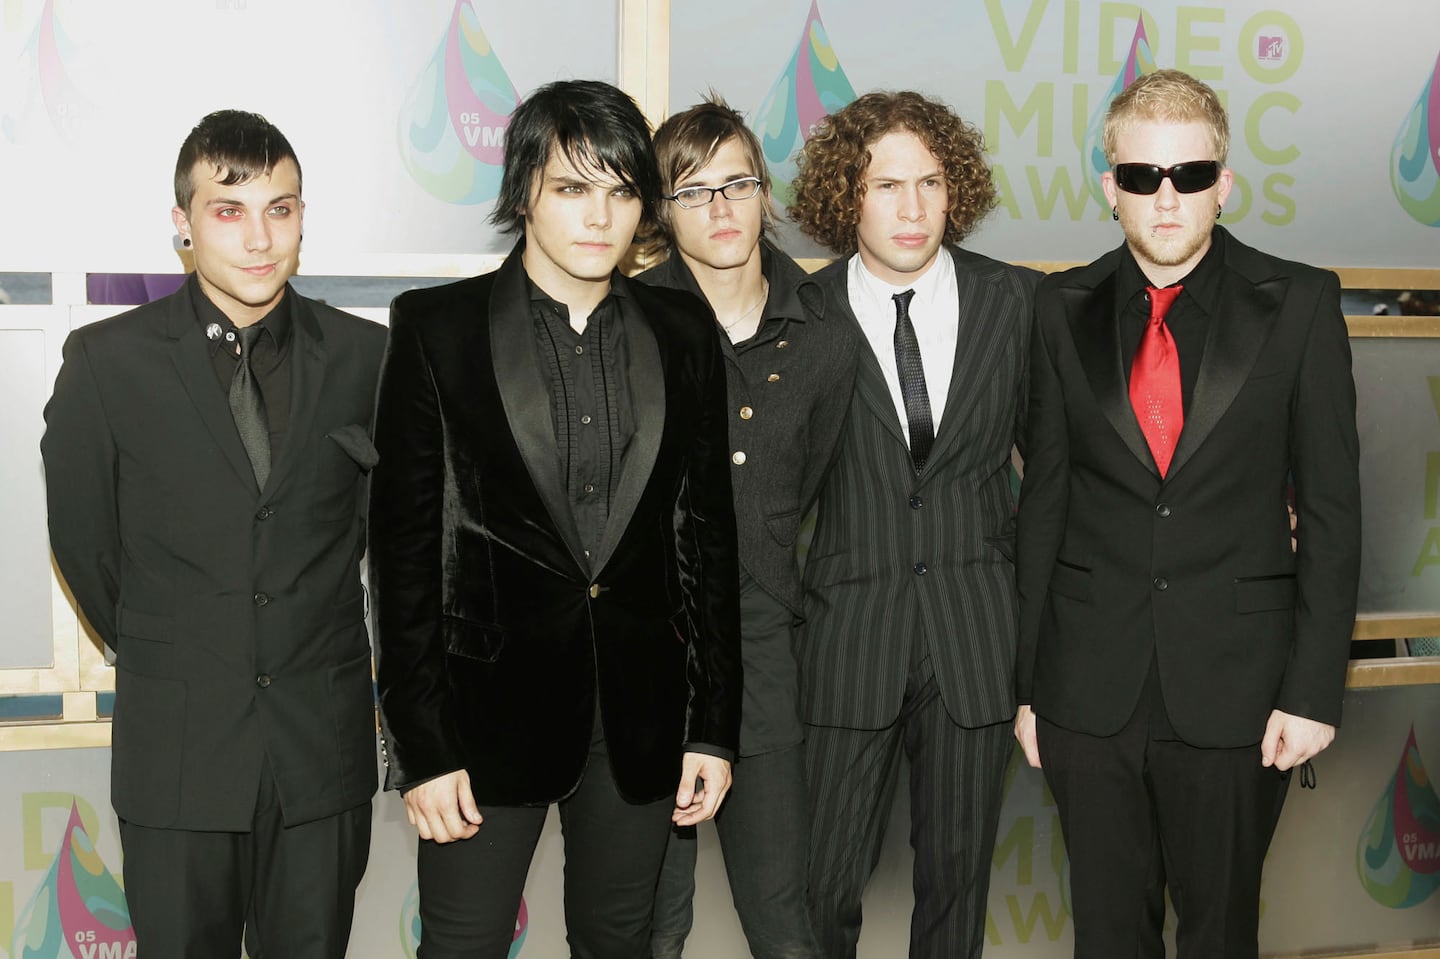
[11,800,135,959]
[752,0,856,207]
[1390,49,1440,227]
[3,0,92,143]
[1356,724,1440,908]
[1080,16,1159,210]
[397,0,519,206]
[402,881,527,957]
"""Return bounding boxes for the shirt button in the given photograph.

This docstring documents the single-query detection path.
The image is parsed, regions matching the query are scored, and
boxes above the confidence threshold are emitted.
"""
[739,406,754,420]
[580,414,592,425]
[909,495,924,510]
[589,583,601,599]
[583,483,595,494]
[914,562,928,575]
[575,345,584,355]
[767,373,780,383]
[1153,577,1169,591]
[255,506,273,520]
[253,592,270,606]
[1155,503,1172,518]
[732,451,747,465]
[255,674,272,688]
[776,340,790,349]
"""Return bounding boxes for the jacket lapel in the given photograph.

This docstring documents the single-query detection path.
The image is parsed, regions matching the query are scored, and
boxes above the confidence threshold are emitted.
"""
[263,294,325,499]
[167,279,266,493]
[817,262,906,446]
[1064,270,1157,473]
[592,287,663,574]
[488,249,588,571]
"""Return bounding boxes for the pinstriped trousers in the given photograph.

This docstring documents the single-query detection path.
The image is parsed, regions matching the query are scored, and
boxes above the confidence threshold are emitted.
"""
[804,656,1011,959]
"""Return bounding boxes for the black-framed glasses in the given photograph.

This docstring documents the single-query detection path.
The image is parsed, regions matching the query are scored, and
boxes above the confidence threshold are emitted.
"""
[1113,161,1221,195]
[665,177,763,208]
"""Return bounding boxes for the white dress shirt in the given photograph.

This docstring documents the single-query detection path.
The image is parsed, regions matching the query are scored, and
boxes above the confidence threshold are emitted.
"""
[847,250,958,446]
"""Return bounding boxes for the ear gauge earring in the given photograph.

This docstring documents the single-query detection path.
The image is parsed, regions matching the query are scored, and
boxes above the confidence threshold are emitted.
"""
[182,236,192,248]
[1216,207,1223,220]
[1112,207,1119,221]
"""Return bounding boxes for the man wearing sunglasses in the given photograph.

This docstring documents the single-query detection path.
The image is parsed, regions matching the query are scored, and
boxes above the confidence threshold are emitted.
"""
[1015,69,1360,957]
[637,97,858,959]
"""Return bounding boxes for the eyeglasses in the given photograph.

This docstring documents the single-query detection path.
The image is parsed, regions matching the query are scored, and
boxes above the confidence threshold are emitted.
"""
[1113,161,1221,195]
[665,177,763,208]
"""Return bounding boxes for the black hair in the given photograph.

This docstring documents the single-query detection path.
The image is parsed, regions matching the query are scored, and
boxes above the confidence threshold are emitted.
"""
[174,110,300,212]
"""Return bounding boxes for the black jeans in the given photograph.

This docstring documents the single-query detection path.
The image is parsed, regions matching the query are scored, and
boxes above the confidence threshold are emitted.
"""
[415,728,673,959]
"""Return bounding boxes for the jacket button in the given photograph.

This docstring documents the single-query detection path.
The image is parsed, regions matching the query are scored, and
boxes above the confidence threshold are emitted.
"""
[739,406,754,420]
[767,373,780,382]
[255,506,273,520]
[253,592,270,606]
[914,562,928,575]
[909,495,924,510]
[732,451,747,465]
[255,674,272,688]
[1153,577,1169,591]
[589,583,600,599]
[1155,503,1171,517]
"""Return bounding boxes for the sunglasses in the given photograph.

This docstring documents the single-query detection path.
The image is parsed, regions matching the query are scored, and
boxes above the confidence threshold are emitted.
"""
[1113,161,1221,195]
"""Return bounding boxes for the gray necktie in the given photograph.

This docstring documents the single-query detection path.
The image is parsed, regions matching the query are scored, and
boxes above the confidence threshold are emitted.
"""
[229,325,271,490]
[892,289,934,473]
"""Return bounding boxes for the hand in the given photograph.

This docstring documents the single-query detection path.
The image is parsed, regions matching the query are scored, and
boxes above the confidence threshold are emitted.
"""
[402,769,482,843]
[1014,705,1041,769]
[1288,503,1299,553]
[672,752,732,826]
[1261,709,1335,771]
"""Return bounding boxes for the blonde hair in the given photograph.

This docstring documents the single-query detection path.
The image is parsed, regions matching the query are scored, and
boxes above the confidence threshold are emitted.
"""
[1102,69,1230,165]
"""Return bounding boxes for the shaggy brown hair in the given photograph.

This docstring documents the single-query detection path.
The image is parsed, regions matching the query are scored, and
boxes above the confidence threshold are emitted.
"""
[788,91,996,255]
[1102,68,1230,165]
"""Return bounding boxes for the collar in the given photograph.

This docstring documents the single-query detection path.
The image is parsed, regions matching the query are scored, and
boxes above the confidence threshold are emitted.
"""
[1117,228,1225,317]
[187,273,293,356]
[848,244,955,316]
[644,238,819,324]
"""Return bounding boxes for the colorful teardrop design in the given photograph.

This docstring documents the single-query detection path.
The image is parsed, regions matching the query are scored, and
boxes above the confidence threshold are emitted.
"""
[1356,724,1440,908]
[1080,16,1158,210]
[1390,49,1440,227]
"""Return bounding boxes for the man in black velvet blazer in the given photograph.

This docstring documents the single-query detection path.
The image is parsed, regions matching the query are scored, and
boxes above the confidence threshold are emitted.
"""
[42,111,383,958]
[1015,70,1360,958]
[368,80,741,958]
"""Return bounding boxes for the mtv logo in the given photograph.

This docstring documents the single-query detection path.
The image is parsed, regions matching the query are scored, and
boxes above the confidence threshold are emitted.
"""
[1259,35,1285,61]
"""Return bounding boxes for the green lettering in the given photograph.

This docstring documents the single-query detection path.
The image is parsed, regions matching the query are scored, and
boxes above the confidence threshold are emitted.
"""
[1027,165,1092,220]
[1007,892,1069,943]
[986,0,1050,71]
[1425,450,1440,520]
[1245,91,1301,165]
[992,164,1023,219]
[992,815,1035,883]
[1175,6,1225,81]
[1429,376,1440,423]
[1260,173,1295,226]
[1099,4,1159,74]
[985,81,1055,156]
[1412,527,1440,576]
[1222,170,1251,222]
[1063,0,1080,73]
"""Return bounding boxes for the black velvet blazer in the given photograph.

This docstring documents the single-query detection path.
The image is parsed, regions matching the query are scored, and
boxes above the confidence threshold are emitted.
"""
[369,245,742,805]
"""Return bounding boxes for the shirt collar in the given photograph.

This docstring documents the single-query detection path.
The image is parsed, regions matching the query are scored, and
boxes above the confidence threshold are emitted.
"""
[1118,229,1225,317]
[188,273,293,356]
[849,245,954,318]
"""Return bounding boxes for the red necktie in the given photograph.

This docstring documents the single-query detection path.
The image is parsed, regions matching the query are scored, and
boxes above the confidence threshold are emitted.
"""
[1130,285,1184,476]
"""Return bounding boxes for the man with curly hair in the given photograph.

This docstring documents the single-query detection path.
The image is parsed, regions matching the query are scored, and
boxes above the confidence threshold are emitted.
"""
[788,90,1038,959]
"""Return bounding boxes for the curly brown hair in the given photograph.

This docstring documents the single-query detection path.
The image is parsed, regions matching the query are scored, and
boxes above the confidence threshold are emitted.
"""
[788,91,996,256]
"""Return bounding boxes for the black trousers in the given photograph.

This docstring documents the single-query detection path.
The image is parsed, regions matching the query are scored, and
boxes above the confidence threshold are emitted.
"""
[1037,668,1291,959]
[415,727,673,959]
[118,762,371,959]
[804,657,1012,959]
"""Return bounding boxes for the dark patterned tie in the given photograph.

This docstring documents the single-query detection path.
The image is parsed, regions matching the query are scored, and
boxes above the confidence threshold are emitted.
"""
[892,289,934,473]
[230,325,271,490]
[1130,285,1184,476]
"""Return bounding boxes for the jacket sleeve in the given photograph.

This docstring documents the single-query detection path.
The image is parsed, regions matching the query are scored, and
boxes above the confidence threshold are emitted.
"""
[1279,270,1360,725]
[368,299,466,790]
[675,319,743,754]
[41,330,121,649]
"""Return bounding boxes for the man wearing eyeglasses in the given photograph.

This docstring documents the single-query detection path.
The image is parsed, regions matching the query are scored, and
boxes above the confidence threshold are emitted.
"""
[636,97,857,959]
[1014,69,1360,957]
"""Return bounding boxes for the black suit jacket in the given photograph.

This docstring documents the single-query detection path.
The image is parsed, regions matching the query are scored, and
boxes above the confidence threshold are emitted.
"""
[1016,228,1361,746]
[799,247,1039,730]
[369,246,741,805]
[42,278,385,830]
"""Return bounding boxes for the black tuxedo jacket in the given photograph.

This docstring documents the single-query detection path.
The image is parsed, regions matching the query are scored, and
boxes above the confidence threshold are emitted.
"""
[1017,228,1361,746]
[42,278,385,830]
[798,247,1039,730]
[369,246,741,805]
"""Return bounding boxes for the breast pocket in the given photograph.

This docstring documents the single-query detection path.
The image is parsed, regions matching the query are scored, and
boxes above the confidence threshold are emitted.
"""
[308,425,376,522]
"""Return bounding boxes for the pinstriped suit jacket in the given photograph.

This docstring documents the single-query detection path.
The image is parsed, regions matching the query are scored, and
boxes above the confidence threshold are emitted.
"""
[798,246,1039,730]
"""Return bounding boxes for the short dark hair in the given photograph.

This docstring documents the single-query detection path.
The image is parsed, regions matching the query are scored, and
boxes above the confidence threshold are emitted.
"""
[491,80,660,234]
[174,110,301,213]
[650,94,773,249]
[788,91,996,255]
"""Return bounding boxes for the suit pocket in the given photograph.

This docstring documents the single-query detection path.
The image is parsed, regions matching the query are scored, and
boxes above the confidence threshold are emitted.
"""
[326,424,380,472]
[116,607,173,644]
[111,668,185,825]
[1048,559,1093,603]
[443,617,506,663]
[1234,574,1297,613]
[764,509,801,548]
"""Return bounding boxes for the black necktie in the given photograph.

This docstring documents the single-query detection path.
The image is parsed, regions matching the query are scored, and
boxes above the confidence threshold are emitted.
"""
[892,289,934,473]
[229,325,271,490]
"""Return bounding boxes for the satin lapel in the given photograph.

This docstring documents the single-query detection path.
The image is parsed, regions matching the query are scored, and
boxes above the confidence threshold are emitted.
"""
[1166,273,1285,479]
[489,254,587,570]
[263,297,325,499]
[823,267,906,445]
[924,252,1020,473]
[165,292,260,491]
[1065,274,1156,473]
[592,292,663,574]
